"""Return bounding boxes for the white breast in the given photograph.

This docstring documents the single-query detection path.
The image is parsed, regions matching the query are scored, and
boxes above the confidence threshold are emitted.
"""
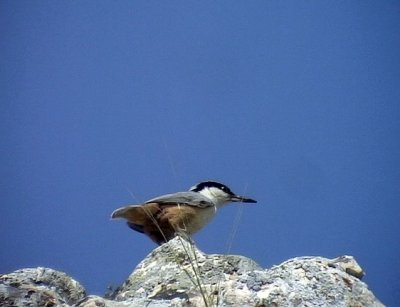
[187,206,217,235]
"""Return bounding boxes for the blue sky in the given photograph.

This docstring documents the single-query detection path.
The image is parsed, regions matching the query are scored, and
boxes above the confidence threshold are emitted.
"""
[1,1,399,305]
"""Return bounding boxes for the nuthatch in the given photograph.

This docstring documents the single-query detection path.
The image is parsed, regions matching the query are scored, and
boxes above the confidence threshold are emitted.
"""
[111,181,256,245]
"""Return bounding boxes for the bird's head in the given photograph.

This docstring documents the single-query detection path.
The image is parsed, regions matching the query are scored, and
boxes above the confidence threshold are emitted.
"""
[190,181,257,207]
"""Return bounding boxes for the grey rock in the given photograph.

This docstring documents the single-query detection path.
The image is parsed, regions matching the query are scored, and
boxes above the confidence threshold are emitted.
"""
[109,237,383,306]
[0,267,86,306]
[1,237,385,306]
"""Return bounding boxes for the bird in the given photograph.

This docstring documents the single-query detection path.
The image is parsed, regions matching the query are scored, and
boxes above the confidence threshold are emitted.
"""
[111,181,257,245]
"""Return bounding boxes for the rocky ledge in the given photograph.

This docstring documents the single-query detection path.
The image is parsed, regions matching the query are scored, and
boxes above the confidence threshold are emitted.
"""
[0,236,384,306]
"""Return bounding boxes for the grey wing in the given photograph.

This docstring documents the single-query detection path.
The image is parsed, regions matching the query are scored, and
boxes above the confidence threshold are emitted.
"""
[145,191,215,208]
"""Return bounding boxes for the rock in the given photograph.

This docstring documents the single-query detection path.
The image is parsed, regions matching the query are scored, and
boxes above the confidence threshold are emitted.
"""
[0,267,86,306]
[0,237,385,306]
[108,236,384,306]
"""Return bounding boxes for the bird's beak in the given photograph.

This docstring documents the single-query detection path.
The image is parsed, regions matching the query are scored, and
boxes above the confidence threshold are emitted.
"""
[230,195,257,203]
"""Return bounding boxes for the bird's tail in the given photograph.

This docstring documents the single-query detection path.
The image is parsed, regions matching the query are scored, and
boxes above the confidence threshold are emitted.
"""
[111,204,170,244]
[111,204,160,225]
[111,206,135,219]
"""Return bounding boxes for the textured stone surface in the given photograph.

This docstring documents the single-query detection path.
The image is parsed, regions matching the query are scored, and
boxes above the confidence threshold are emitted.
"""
[108,237,384,306]
[112,236,262,303]
[0,267,86,306]
[1,237,385,306]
